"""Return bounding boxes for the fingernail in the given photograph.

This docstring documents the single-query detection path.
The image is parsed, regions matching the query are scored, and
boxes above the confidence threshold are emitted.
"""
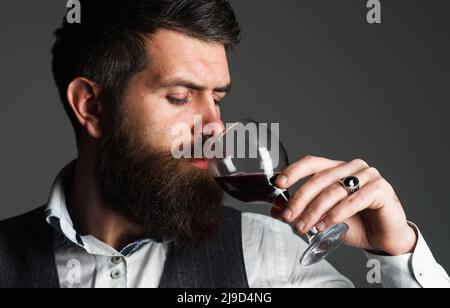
[316,221,326,231]
[282,208,293,221]
[277,175,288,186]
[296,219,305,231]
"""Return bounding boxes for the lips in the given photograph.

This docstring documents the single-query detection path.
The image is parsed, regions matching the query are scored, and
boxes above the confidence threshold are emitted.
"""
[190,158,209,170]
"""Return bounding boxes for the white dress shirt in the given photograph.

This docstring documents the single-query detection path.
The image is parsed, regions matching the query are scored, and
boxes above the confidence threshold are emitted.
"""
[46,162,450,288]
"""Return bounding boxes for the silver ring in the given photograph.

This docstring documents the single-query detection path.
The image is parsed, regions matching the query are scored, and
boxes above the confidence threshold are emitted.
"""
[339,176,360,195]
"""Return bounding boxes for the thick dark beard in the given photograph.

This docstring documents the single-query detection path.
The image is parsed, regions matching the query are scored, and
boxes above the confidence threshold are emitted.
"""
[96,120,224,247]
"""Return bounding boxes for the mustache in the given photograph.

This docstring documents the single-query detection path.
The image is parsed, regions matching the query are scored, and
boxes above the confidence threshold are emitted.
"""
[177,134,214,159]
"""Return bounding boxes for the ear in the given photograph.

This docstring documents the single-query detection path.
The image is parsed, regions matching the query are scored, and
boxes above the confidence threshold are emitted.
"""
[66,77,104,139]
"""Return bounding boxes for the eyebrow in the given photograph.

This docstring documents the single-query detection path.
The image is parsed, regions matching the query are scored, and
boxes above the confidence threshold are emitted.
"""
[159,78,232,93]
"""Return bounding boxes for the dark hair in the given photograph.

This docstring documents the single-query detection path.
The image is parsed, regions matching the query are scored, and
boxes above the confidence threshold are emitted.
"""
[52,0,241,143]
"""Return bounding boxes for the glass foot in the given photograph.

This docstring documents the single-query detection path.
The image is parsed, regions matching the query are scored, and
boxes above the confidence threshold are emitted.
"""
[299,223,349,268]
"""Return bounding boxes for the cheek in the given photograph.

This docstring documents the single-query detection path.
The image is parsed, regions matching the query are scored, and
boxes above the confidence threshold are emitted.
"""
[122,90,198,151]
[134,108,197,152]
[156,114,197,151]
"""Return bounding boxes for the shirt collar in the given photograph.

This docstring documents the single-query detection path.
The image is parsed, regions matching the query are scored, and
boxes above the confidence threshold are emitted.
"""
[45,160,157,257]
[45,160,82,247]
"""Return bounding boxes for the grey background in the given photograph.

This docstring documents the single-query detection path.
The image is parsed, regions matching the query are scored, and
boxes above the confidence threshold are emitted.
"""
[0,0,449,288]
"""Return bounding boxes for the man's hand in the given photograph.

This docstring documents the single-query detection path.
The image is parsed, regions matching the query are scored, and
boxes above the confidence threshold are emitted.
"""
[272,155,418,256]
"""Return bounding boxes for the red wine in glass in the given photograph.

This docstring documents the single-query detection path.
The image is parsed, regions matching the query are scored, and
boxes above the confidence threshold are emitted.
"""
[214,172,290,205]
[208,119,348,268]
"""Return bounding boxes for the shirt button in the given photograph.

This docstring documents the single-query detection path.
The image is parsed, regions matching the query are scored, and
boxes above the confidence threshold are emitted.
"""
[111,256,123,265]
[110,269,122,280]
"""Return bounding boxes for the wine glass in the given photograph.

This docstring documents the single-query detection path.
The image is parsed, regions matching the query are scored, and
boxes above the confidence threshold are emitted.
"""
[207,119,349,268]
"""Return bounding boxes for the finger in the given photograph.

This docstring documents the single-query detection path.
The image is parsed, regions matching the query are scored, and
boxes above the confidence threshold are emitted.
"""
[275,155,344,189]
[294,167,381,234]
[271,204,284,221]
[282,158,370,223]
[271,195,289,220]
[315,179,384,232]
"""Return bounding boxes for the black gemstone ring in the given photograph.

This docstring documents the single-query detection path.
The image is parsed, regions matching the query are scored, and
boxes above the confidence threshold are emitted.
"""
[339,176,360,195]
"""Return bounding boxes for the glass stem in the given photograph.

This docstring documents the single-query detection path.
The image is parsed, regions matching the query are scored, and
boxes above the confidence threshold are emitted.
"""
[306,227,319,243]
[270,189,320,243]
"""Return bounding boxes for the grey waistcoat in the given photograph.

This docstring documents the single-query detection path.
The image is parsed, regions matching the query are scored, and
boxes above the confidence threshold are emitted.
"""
[0,206,249,288]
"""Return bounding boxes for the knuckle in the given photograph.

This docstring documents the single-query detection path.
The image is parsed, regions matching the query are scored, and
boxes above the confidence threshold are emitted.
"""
[301,206,317,221]
[304,155,316,161]
[332,182,346,194]
[367,167,381,177]
[308,201,325,216]
[289,191,304,207]
[309,173,325,186]
[346,195,360,208]
[373,178,387,192]
[352,158,369,168]
[323,183,342,199]
[303,155,318,164]
[325,211,340,226]
[310,171,332,186]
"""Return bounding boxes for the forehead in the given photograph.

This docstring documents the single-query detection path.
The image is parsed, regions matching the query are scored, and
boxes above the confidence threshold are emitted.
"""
[144,29,230,86]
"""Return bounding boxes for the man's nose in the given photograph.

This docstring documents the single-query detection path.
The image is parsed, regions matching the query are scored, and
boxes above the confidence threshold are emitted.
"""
[196,96,225,135]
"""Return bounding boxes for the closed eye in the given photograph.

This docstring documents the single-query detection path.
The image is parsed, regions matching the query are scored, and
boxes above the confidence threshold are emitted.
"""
[167,96,190,106]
